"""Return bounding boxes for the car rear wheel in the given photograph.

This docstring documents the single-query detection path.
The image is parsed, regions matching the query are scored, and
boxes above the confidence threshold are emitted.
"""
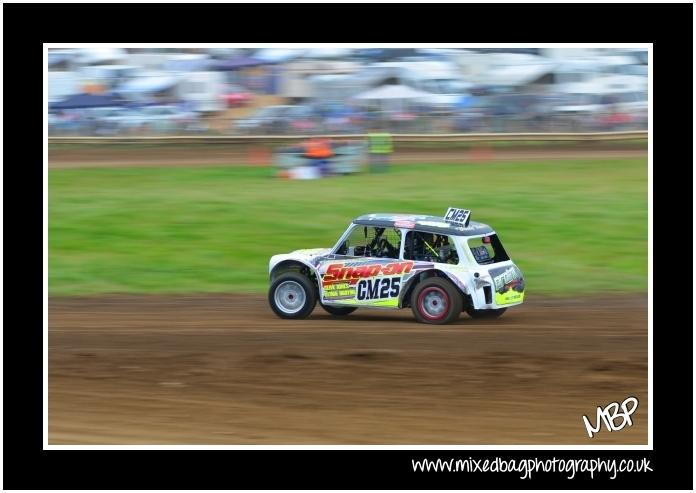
[320,303,357,316]
[268,273,317,319]
[410,277,463,325]
[466,307,507,319]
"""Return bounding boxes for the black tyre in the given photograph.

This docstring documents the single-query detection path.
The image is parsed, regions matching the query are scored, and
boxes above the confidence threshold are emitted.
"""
[268,272,317,319]
[320,303,357,316]
[410,277,463,325]
[466,307,507,319]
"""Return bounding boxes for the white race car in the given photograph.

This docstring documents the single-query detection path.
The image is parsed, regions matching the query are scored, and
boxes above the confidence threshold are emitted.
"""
[268,208,525,324]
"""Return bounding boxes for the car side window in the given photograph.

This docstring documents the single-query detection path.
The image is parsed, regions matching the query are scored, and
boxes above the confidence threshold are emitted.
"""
[336,226,401,259]
[404,231,459,264]
[467,235,510,265]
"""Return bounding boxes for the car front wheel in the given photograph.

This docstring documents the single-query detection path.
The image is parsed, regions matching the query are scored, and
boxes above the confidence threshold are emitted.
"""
[268,273,317,319]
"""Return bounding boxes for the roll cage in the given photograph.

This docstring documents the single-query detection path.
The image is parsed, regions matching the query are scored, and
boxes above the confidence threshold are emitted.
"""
[331,222,510,268]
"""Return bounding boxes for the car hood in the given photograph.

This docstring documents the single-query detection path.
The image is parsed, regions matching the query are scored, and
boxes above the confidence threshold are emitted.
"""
[288,247,332,259]
[269,248,332,273]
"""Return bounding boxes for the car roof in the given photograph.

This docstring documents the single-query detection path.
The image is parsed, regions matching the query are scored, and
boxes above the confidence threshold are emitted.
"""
[352,213,494,237]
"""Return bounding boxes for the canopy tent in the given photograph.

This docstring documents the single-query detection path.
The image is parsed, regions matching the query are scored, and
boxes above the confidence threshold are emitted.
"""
[48,71,81,103]
[302,48,353,59]
[77,48,128,65]
[352,84,435,118]
[164,55,212,72]
[48,51,75,67]
[480,63,555,87]
[115,75,179,94]
[207,48,246,58]
[555,75,647,95]
[463,54,556,87]
[253,49,304,63]
[212,56,267,71]
[417,48,466,57]
[50,93,124,110]
[353,84,433,100]
[353,48,420,61]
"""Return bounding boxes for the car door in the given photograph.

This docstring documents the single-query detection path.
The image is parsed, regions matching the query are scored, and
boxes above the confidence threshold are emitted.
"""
[315,224,411,308]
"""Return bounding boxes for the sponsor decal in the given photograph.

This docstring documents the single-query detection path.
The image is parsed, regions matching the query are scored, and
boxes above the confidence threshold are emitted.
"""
[495,289,524,305]
[321,260,414,303]
[322,260,414,286]
[489,265,525,305]
[322,281,356,300]
[394,220,416,229]
[418,220,452,229]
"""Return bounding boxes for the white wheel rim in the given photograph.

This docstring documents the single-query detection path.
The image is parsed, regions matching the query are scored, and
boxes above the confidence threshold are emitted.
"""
[274,281,306,314]
[422,291,447,317]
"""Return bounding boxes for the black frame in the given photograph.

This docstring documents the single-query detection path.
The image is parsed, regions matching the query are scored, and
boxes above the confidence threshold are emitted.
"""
[3,2,692,490]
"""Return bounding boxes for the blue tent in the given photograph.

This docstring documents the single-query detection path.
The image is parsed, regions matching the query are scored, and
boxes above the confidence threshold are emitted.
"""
[50,93,124,110]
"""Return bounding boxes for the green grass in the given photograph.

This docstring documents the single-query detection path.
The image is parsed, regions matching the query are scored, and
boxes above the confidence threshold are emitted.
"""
[49,138,648,153]
[49,158,647,296]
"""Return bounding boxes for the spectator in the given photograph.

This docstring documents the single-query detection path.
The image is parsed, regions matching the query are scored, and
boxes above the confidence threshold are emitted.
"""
[367,129,393,173]
[304,137,334,177]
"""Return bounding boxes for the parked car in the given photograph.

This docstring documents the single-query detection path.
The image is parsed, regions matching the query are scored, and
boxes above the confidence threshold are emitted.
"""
[222,84,253,107]
[132,105,199,133]
[177,71,226,113]
[234,105,294,134]
[91,107,144,134]
[234,105,316,134]
[48,110,94,135]
[285,105,317,133]
[86,106,133,135]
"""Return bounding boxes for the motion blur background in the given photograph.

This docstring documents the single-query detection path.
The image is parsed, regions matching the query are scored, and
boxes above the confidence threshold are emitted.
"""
[48,47,648,135]
[48,46,648,445]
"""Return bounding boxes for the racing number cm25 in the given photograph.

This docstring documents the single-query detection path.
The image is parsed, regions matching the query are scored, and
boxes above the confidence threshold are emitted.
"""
[356,277,400,301]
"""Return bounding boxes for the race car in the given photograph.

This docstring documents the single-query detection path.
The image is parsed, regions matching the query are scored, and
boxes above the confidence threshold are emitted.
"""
[267,208,525,324]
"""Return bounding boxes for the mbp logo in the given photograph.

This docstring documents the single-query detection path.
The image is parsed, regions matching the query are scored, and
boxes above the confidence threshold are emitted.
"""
[582,396,639,438]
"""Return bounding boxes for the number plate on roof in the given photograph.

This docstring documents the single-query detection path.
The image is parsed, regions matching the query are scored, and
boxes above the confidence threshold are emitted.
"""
[444,207,471,226]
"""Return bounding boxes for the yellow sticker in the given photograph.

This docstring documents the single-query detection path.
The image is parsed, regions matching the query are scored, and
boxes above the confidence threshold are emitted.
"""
[495,290,524,305]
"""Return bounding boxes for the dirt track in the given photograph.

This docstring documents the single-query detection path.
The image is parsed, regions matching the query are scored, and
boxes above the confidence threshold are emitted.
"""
[48,293,648,445]
[48,147,647,168]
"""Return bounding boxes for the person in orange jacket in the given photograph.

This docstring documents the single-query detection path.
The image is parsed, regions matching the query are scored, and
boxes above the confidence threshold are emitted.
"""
[304,137,334,176]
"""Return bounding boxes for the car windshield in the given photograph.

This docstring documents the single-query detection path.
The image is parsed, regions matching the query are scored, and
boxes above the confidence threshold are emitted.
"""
[335,225,402,259]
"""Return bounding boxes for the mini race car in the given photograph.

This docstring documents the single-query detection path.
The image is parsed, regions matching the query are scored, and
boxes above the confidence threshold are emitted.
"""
[268,208,525,324]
